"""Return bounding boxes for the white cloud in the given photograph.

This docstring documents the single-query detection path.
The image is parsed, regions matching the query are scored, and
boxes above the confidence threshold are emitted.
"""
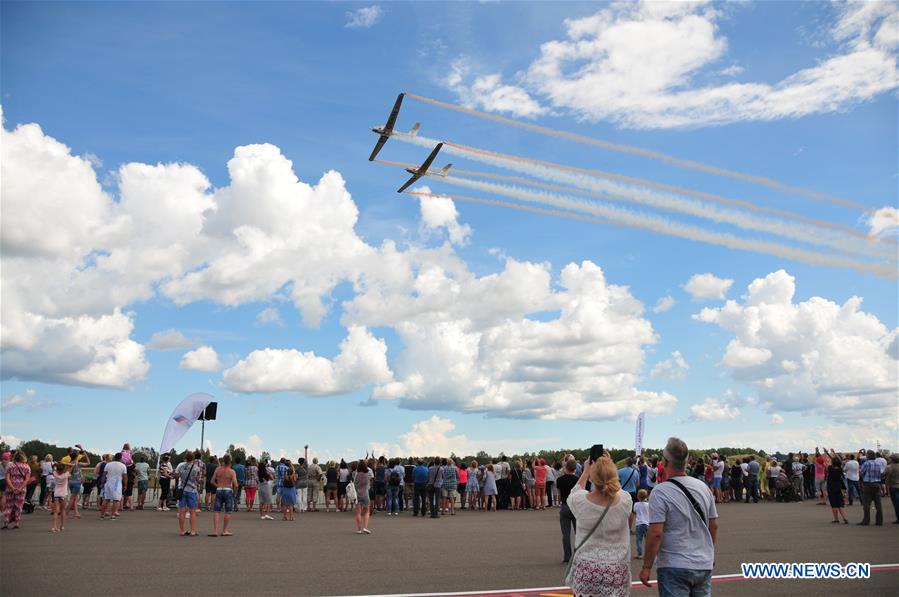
[2,112,675,423]
[345,5,383,29]
[360,260,676,420]
[369,415,559,458]
[690,397,741,421]
[257,307,284,327]
[179,345,222,372]
[652,295,676,313]
[147,329,193,351]
[0,434,22,449]
[865,206,898,237]
[684,272,734,300]
[695,269,899,425]
[651,350,689,381]
[235,434,265,456]
[471,1,899,128]
[418,189,472,246]
[445,58,546,119]
[222,326,393,395]
[771,414,784,424]
[1,388,55,411]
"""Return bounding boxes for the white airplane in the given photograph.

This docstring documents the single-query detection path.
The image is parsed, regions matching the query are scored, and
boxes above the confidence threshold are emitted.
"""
[369,93,421,161]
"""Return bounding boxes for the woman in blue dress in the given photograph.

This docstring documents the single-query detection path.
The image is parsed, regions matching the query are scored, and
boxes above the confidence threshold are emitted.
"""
[482,464,497,512]
[466,460,479,511]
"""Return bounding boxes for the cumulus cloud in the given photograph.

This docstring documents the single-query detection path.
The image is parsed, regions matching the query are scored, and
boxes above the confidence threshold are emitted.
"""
[651,350,689,381]
[2,111,676,423]
[369,415,558,457]
[690,397,741,421]
[771,414,784,424]
[695,269,899,427]
[0,434,22,449]
[359,260,676,420]
[652,295,676,313]
[147,329,194,351]
[455,1,899,128]
[345,5,383,29]
[865,206,899,237]
[684,273,734,300]
[179,345,222,372]
[445,58,546,119]
[222,326,393,395]
[257,306,284,327]
[418,188,471,245]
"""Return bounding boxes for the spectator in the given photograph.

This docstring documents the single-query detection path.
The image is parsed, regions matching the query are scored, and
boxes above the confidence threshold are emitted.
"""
[324,461,338,512]
[566,453,631,596]
[556,459,578,563]
[711,453,724,503]
[814,450,828,505]
[2,451,30,530]
[134,453,150,510]
[157,454,173,511]
[412,459,429,516]
[175,450,203,535]
[353,459,372,534]
[745,456,760,503]
[634,488,650,559]
[209,453,237,535]
[244,457,259,512]
[101,452,127,520]
[640,437,719,595]
[232,455,246,511]
[843,454,860,506]
[205,455,219,511]
[826,456,849,524]
[885,454,899,525]
[258,459,275,520]
[386,458,402,516]
[791,456,806,502]
[307,456,322,512]
[859,450,883,526]
[618,457,639,531]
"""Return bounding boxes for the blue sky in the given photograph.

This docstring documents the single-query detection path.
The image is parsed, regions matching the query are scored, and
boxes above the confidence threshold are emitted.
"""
[2,1,896,461]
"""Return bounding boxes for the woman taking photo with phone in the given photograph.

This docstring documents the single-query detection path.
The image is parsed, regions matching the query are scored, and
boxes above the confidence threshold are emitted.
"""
[565,453,632,597]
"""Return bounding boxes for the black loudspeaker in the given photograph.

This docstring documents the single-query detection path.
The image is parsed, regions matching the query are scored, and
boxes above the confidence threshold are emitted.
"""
[200,402,218,421]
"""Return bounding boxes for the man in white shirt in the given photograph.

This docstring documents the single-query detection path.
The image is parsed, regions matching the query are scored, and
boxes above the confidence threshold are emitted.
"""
[711,454,724,503]
[875,453,888,497]
[100,452,128,520]
[843,455,860,505]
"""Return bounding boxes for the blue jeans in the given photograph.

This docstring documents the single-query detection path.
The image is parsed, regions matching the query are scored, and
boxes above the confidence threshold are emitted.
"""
[847,479,861,504]
[386,484,400,513]
[635,523,648,557]
[657,568,712,597]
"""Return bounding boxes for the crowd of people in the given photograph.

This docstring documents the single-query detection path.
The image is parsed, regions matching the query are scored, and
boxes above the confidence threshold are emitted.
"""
[2,439,897,595]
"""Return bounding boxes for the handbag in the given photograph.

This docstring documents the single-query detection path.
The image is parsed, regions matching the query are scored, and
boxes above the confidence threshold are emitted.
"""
[173,462,196,501]
[346,473,358,502]
[564,498,612,584]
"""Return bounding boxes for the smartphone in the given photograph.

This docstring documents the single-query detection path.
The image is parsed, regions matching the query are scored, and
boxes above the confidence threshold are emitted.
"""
[590,444,604,462]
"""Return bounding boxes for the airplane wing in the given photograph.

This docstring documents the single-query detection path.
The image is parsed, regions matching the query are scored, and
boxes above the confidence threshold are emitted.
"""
[396,173,422,193]
[396,143,443,193]
[384,93,405,133]
[369,135,389,161]
[418,143,443,172]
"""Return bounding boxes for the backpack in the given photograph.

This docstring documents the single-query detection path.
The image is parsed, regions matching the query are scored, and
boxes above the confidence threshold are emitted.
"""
[389,470,401,486]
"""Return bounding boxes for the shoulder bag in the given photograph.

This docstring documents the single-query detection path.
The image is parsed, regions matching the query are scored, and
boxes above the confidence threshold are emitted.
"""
[346,472,358,502]
[563,493,612,584]
[667,478,707,526]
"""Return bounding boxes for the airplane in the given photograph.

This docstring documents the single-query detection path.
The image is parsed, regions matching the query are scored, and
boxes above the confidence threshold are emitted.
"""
[369,93,422,161]
[397,143,443,193]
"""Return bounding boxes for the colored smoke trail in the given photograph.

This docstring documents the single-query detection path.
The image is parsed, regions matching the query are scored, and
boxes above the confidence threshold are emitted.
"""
[405,180,895,279]
[405,92,865,210]
[386,136,894,261]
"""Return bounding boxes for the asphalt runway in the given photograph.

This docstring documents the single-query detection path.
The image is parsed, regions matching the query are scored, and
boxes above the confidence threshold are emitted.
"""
[1,498,896,596]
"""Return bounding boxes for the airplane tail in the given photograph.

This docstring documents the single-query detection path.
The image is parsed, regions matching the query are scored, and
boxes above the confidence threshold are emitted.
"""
[438,163,453,176]
[409,122,421,137]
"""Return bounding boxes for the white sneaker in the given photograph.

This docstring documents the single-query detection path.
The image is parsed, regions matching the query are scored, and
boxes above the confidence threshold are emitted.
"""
[156,507,163,511]
[362,528,372,534]
[163,507,171,511]
[265,515,274,520]
[356,530,364,534]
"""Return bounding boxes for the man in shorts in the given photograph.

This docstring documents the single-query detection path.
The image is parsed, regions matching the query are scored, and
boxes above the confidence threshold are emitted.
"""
[176,451,204,536]
[441,458,458,515]
[101,452,128,520]
[306,456,322,512]
[210,454,237,536]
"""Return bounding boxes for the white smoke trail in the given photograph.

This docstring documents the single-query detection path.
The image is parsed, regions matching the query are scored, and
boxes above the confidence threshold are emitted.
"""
[405,93,865,210]
[391,134,894,261]
[402,186,895,279]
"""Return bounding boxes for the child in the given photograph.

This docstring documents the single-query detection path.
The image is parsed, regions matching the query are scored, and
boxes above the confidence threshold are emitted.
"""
[51,463,69,532]
[634,489,650,559]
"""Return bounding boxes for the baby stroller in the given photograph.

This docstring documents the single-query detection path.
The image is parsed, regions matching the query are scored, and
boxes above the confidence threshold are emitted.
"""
[775,472,798,502]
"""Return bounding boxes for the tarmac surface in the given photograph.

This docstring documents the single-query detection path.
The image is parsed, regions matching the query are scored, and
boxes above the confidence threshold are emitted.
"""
[1,498,896,596]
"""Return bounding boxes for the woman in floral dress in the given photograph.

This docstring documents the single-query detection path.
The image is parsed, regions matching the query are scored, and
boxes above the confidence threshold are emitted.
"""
[3,451,32,529]
[566,454,632,597]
